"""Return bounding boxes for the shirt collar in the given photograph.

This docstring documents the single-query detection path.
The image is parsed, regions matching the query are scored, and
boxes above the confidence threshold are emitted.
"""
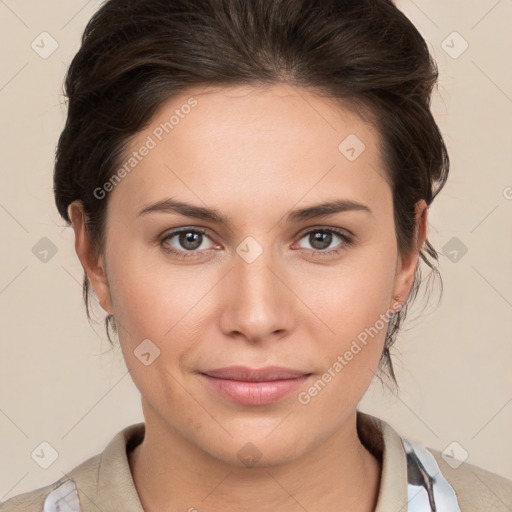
[357,411,409,511]
[52,411,410,511]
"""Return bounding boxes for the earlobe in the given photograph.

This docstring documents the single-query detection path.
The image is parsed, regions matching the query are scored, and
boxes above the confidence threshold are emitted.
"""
[68,201,115,315]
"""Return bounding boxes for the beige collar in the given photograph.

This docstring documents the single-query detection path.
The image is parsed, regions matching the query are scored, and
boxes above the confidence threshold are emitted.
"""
[356,411,409,511]
[79,410,409,511]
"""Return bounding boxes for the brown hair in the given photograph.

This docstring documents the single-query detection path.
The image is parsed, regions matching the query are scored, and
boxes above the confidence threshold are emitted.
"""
[54,0,449,390]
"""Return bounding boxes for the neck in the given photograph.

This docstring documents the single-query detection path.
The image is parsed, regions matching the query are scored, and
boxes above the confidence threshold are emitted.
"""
[129,407,381,512]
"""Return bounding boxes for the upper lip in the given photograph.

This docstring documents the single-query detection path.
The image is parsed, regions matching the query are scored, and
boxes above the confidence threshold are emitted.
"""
[201,366,311,382]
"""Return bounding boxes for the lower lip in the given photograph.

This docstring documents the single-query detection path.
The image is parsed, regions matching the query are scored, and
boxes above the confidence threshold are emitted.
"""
[200,374,311,405]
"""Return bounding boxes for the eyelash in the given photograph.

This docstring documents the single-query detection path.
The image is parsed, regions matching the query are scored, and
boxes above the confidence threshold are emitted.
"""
[159,227,354,260]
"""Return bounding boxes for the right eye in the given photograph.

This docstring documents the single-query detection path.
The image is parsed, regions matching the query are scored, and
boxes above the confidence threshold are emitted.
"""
[160,228,217,259]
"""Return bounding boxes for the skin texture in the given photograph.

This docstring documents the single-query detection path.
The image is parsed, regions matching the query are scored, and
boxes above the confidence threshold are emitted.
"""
[69,83,428,512]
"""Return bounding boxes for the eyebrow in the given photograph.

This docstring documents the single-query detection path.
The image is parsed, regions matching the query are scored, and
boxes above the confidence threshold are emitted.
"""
[137,197,372,226]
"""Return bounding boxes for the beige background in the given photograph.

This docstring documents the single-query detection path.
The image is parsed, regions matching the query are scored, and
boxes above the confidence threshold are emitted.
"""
[1,0,511,501]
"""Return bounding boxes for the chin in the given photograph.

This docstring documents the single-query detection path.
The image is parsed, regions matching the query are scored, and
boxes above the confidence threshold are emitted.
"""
[199,430,305,469]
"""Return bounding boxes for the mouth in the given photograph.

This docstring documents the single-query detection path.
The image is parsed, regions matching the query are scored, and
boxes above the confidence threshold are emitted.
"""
[199,366,313,405]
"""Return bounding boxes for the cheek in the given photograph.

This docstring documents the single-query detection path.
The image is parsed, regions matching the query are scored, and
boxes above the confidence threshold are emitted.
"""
[312,248,397,342]
[105,254,203,401]
[105,238,218,362]
[301,249,398,403]
[296,259,397,416]
[109,262,200,337]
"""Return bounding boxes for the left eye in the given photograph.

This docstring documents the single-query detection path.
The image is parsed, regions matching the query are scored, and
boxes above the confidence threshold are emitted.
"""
[296,228,352,253]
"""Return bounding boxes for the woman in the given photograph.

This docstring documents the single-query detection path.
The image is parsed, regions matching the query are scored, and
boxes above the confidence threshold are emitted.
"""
[2,0,510,511]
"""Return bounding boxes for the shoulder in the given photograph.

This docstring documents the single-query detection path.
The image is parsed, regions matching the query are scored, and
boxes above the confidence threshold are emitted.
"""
[357,411,511,511]
[0,451,102,511]
[0,483,53,511]
[427,448,512,512]
[1,422,145,512]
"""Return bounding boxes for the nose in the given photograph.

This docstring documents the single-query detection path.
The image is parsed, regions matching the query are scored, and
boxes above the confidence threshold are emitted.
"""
[217,244,296,344]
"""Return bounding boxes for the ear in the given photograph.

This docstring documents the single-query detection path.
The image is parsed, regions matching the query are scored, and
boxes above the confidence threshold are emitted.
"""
[391,199,428,308]
[67,200,115,315]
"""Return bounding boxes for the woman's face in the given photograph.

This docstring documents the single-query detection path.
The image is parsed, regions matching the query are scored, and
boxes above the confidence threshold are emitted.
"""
[78,83,425,466]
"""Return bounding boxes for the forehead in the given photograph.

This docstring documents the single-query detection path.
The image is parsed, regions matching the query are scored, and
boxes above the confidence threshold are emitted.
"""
[108,83,390,217]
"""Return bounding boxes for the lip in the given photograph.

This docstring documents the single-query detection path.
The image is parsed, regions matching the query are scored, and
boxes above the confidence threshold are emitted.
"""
[202,365,310,381]
[200,366,312,405]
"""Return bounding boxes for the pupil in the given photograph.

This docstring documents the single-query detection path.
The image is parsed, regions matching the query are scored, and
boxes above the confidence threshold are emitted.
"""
[181,232,201,250]
[312,231,330,250]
